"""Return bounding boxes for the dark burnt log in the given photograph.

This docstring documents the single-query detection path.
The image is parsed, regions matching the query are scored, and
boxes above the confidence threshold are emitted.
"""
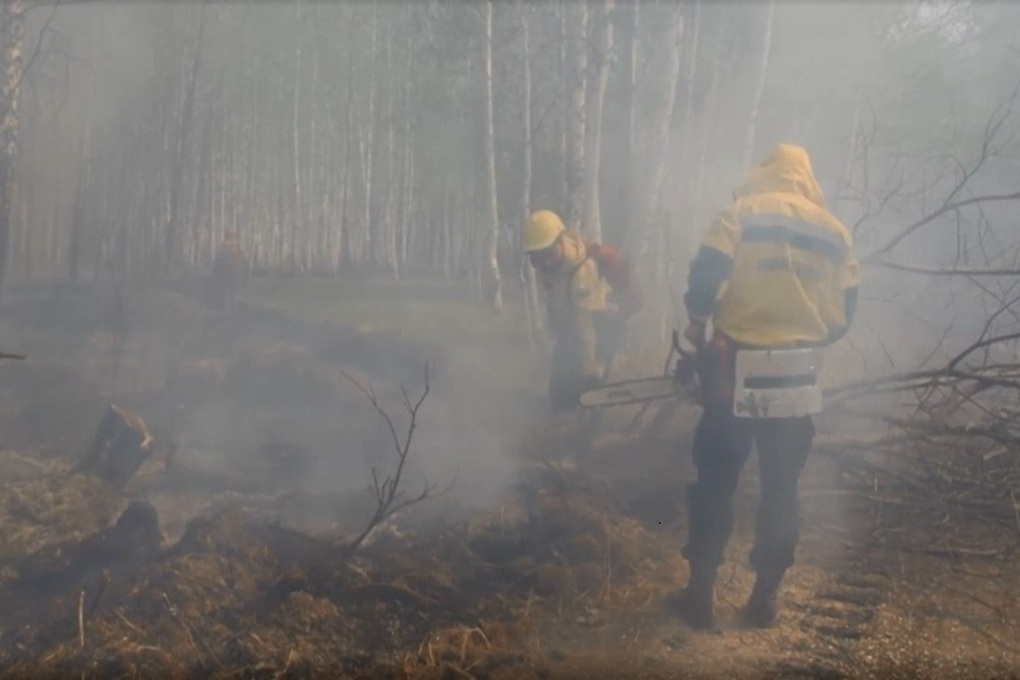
[75,404,156,489]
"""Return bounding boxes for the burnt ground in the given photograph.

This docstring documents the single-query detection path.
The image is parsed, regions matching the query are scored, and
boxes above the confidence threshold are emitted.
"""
[0,278,1016,679]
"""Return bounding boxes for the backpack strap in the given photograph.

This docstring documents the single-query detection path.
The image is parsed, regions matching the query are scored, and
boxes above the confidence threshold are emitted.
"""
[568,255,591,284]
[563,255,594,303]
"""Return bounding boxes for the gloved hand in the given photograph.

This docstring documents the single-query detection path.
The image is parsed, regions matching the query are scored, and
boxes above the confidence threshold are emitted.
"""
[674,354,696,385]
[683,321,706,349]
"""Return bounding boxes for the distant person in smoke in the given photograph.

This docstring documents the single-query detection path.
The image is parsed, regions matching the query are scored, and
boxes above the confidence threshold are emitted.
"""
[207,229,248,312]
[523,209,642,413]
[669,144,859,630]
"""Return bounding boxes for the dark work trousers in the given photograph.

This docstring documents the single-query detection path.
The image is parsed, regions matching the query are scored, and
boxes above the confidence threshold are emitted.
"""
[682,403,815,586]
[548,338,594,412]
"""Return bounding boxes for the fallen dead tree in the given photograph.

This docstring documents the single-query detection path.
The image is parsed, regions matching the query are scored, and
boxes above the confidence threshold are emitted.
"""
[817,330,1020,558]
[812,84,1020,562]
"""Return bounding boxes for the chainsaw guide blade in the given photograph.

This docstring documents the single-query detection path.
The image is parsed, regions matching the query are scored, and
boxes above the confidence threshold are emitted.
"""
[578,376,697,408]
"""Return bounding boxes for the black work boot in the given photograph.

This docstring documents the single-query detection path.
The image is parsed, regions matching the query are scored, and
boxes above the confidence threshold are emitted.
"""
[741,575,781,628]
[665,572,716,631]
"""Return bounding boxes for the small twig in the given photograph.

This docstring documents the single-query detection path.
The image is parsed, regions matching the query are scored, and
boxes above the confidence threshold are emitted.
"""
[341,363,436,555]
[77,589,86,649]
[1,1,61,122]
[601,515,612,602]
[343,582,438,607]
[162,592,215,670]
[113,607,142,635]
[442,662,477,680]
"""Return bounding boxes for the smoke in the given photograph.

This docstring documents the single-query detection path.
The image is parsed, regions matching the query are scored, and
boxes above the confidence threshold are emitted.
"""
[5,0,1020,569]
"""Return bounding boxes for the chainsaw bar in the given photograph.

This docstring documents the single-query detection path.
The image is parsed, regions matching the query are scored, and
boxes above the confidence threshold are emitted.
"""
[578,376,698,408]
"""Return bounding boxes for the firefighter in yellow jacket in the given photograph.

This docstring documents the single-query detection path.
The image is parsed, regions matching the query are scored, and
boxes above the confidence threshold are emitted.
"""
[524,210,642,412]
[525,210,605,412]
[671,144,859,630]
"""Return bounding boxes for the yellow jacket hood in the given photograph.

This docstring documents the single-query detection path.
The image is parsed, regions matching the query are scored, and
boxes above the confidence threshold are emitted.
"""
[558,230,588,269]
[735,144,826,208]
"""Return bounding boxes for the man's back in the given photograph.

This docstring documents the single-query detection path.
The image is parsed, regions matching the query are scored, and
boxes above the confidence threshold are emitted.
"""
[687,145,859,348]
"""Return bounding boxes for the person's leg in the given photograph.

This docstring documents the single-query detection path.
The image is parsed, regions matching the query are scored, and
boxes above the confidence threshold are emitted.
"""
[547,339,576,413]
[672,405,753,628]
[743,416,814,627]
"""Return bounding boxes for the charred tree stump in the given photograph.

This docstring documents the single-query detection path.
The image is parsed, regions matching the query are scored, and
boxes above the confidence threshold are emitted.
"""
[75,404,155,489]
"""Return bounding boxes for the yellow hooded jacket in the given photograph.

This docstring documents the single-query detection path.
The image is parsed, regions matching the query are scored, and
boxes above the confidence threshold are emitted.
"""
[685,144,859,347]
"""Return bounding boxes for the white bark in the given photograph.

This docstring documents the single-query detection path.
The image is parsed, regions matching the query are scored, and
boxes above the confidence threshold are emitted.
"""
[565,0,588,231]
[362,1,378,264]
[482,0,503,312]
[290,0,302,273]
[742,0,776,170]
[518,0,542,341]
[582,0,614,243]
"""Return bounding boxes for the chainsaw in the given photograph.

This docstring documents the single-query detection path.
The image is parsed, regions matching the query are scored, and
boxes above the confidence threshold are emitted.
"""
[578,330,700,409]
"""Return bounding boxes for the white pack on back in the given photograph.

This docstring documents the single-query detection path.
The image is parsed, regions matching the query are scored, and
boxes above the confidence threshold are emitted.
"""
[733,348,823,419]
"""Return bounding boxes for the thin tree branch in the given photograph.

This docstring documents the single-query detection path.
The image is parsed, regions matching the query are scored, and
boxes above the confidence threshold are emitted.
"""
[865,190,1020,262]
[873,261,1020,277]
[341,363,434,556]
[0,0,62,124]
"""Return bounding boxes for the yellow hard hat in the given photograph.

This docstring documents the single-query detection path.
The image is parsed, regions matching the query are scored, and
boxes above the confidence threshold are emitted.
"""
[524,210,566,252]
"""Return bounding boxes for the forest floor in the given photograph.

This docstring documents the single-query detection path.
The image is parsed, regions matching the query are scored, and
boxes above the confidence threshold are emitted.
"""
[0,275,1016,679]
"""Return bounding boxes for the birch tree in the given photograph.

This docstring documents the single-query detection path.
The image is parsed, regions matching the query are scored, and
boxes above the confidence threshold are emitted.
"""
[741,0,775,170]
[163,2,207,273]
[581,0,614,244]
[517,0,541,340]
[481,0,502,312]
[564,0,588,231]
[0,0,24,300]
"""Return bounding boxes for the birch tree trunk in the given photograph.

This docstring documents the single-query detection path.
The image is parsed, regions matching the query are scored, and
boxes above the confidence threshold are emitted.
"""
[636,6,683,258]
[627,4,683,342]
[362,1,378,267]
[0,0,25,301]
[290,0,303,274]
[564,0,588,230]
[691,55,722,234]
[517,0,542,342]
[582,0,614,243]
[621,0,638,227]
[399,8,414,272]
[163,2,207,274]
[383,8,399,279]
[742,0,775,170]
[652,0,701,277]
[338,15,357,271]
[481,0,503,312]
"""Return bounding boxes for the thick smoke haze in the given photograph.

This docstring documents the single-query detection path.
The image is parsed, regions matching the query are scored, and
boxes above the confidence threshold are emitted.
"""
[2,0,1019,534]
